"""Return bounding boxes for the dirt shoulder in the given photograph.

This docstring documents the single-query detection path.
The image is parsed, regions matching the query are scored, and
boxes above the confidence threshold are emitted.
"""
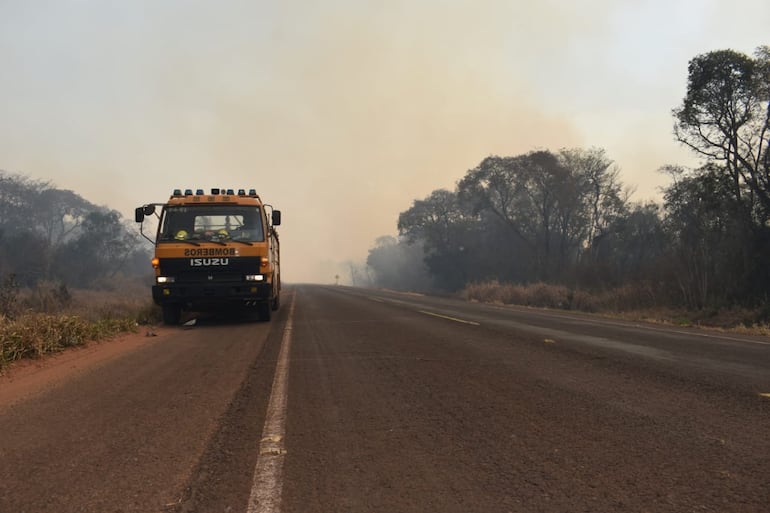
[0,326,168,411]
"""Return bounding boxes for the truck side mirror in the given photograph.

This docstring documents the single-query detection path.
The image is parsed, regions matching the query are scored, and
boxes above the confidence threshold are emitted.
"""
[272,210,281,226]
[135,205,156,222]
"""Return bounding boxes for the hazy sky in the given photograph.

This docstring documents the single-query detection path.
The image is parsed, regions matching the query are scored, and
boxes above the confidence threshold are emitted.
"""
[1,1,768,283]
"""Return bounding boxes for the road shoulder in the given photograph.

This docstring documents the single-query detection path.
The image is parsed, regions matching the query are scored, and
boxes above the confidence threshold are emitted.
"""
[0,326,168,411]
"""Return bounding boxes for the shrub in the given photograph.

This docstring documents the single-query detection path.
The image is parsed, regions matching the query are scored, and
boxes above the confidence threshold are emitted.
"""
[20,281,71,313]
[463,280,662,313]
[0,274,19,319]
[0,283,154,371]
[0,312,141,370]
[528,282,570,309]
[465,281,571,309]
[460,279,770,331]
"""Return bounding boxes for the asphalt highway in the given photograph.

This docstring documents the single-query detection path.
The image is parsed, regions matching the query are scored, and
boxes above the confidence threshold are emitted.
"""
[1,284,768,512]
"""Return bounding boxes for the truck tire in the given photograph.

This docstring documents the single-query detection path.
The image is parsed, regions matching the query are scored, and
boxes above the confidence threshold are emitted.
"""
[272,293,280,311]
[162,304,182,325]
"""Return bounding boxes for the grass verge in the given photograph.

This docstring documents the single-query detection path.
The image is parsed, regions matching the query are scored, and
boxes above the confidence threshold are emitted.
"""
[462,280,770,335]
[0,279,160,372]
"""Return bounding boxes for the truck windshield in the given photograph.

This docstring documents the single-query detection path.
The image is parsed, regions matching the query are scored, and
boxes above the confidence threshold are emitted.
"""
[158,205,265,243]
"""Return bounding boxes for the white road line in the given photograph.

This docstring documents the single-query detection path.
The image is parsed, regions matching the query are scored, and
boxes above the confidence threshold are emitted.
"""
[246,298,295,513]
[418,310,480,326]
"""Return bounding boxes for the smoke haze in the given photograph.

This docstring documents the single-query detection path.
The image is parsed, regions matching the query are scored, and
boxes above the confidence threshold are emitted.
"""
[1,1,768,282]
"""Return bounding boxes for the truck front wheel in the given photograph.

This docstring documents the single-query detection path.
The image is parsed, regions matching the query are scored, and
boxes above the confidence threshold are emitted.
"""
[162,304,182,325]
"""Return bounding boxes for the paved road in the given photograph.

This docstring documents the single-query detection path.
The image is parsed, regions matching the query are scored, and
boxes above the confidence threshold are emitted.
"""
[1,285,768,512]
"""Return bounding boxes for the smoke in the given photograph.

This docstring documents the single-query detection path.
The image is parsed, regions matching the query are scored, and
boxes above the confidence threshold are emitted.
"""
[169,1,588,282]
[2,1,767,282]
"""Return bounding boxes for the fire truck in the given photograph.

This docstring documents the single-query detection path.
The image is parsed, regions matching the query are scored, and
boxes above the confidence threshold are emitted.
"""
[135,188,281,324]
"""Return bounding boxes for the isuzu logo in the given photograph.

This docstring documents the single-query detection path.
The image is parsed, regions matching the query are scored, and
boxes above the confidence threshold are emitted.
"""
[190,258,230,266]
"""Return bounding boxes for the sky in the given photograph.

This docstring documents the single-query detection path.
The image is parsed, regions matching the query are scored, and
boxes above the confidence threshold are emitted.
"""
[1,0,768,283]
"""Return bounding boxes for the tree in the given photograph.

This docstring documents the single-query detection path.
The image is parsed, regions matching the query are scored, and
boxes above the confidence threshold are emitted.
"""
[0,171,110,284]
[457,149,629,283]
[398,189,468,246]
[347,261,373,288]
[35,188,95,247]
[458,154,543,255]
[365,235,432,291]
[457,152,560,280]
[397,189,482,290]
[0,172,47,236]
[663,164,755,307]
[673,47,770,217]
[557,147,627,266]
[54,210,142,287]
[0,231,49,287]
[587,202,667,288]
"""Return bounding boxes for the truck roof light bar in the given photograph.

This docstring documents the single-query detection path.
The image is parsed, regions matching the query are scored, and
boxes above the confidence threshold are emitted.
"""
[174,188,259,197]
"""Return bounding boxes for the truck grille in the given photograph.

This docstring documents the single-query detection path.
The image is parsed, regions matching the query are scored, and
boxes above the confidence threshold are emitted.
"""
[158,257,262,283]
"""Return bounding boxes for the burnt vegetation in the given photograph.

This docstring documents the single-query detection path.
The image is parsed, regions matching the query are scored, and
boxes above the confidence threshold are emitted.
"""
[366,46,770,324]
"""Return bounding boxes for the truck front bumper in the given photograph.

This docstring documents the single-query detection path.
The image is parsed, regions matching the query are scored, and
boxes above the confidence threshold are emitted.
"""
[152,281,272,309]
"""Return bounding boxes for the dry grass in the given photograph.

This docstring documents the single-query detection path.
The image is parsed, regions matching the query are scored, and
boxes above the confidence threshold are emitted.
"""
[464,281,573,309]
[462,280,770,335]
[0,278,159,371]
[0,313,136,363]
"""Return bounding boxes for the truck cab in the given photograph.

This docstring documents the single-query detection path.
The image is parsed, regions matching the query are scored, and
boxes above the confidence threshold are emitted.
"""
[135,188,281,324]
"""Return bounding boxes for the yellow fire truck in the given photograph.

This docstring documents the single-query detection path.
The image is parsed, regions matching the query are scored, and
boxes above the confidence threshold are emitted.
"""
[135,188,281,324]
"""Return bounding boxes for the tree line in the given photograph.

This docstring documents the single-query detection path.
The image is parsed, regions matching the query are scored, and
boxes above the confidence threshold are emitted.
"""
[366,46,770,311]
[0,172,149,288]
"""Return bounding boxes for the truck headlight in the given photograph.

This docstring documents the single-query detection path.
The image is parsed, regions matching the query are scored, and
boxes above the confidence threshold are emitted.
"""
[245,274,265,282]
[157,276,175,284]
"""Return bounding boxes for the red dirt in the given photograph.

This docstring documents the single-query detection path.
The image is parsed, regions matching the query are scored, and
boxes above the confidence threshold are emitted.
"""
[0,326,168,411]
